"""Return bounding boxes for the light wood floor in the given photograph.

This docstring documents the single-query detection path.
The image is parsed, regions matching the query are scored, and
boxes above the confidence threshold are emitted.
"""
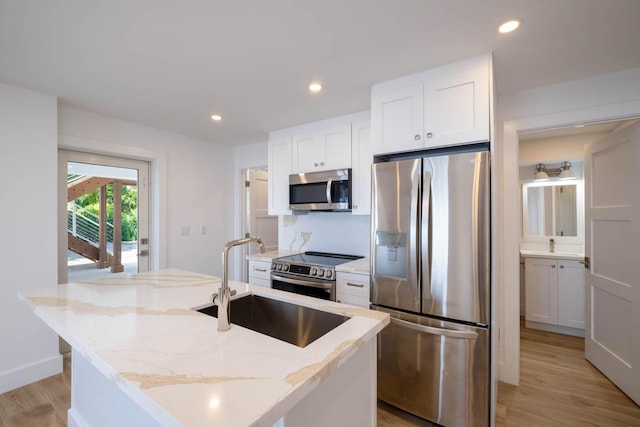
[2,327,639,427]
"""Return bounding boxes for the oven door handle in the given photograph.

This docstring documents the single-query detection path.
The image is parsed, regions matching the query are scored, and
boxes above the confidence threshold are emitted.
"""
[271,274,333,290]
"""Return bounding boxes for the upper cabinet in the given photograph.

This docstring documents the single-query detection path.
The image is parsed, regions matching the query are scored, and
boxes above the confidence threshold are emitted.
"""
[267,136,292,215]
[291,124,351,173]
[371,55,492,155]
[268,111,370,216]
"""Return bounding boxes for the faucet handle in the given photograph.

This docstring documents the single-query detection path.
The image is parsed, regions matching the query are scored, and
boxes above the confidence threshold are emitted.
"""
[211,292,219,304]
[230,289,237,297]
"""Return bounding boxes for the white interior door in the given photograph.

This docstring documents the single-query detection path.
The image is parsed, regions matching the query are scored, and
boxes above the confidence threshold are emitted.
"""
[247,170,278,253]
[584,122,640,404]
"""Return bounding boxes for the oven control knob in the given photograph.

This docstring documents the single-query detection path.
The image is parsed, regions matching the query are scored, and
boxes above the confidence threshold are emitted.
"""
[317,269,325,277]
[276,264,282,271]
[271,263,276,270]
[310,267,317,276]
[283,264,289,271]
[325,270,333,278]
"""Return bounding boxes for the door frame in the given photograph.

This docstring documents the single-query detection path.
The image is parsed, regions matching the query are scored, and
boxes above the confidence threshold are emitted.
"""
[58,135,167,284]
[499,101,640,385]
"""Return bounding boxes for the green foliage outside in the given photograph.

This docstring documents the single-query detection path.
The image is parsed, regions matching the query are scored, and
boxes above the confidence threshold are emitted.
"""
[73,184,138,241]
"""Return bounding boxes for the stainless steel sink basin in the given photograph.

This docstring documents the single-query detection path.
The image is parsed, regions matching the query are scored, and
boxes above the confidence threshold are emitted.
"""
[197,294,350,348]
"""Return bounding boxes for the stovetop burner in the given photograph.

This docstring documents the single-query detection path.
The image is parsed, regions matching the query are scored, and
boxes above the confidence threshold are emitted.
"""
[275,251,363,268]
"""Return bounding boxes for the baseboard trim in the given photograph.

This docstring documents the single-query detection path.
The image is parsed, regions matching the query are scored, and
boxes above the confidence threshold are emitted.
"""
[68,408,89,427]
[0,353,63,394]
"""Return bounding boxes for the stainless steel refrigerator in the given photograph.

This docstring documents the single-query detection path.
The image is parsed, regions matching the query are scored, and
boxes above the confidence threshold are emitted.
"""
[371,145,490,427]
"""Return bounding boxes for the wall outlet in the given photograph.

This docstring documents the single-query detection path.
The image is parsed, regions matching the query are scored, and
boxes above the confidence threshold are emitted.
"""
[200,225,207,235]
[179,226,190,237]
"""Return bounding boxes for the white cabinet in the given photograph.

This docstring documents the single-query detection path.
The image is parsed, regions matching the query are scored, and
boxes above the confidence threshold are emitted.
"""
[371,55,491,156]
[524,257,585,335]
[336,271,370,308]
[351,119,371,215]
[267,136,292,215]
[291,124,351,173]
[248,259,271,288]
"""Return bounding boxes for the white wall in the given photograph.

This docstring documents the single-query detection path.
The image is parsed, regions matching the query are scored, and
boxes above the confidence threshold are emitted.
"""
[58,106,235,277]
[278,213,370,257]
[0,82,62,393]
[496,66,640,385]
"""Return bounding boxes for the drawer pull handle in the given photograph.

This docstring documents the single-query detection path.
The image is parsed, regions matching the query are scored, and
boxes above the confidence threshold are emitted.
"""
[254,268,267,272]
[346,282,364,288]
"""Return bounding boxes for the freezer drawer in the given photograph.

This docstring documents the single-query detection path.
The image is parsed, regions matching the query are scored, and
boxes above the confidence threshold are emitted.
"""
[374,306,489,427]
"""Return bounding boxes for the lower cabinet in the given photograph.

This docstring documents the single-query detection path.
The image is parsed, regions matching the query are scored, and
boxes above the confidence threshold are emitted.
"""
[248,259,271,287]
[336,271,370,308]
[524,257,585,335]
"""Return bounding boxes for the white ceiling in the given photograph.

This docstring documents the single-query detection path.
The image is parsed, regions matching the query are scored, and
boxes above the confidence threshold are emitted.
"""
[1,0,639,146]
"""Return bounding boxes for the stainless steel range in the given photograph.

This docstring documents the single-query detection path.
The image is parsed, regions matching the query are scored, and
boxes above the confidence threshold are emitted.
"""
[271,252,364,301]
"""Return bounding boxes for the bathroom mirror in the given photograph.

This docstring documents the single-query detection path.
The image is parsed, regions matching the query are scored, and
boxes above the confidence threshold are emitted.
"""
[522,182,580,239]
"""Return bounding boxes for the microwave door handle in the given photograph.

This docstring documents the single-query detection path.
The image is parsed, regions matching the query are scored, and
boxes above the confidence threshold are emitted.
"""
[326,179,333,204]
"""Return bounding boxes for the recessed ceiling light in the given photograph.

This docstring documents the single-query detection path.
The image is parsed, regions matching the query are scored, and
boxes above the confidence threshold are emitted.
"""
[498,19,521,34]
[210,114,222,122]
[308,82,322,93]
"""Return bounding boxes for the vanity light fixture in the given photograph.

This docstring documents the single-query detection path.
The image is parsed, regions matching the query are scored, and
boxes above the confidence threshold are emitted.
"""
[558,161,575,180]
[533,161,575,181]
[210,114,222,122]
[533,163,549,181]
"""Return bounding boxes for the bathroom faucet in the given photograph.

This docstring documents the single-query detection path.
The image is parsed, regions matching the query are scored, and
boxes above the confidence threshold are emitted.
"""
[549,238,555,253]
[213,236,265,332]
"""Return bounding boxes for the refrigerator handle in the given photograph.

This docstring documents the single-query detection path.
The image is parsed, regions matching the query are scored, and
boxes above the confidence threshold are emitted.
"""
[390,317,478,339]
[421,170,432,302]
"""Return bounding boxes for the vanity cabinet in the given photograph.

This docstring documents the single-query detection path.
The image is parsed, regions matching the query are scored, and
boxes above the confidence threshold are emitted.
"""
[371,55,491,156]
[267,136,292,215]
[291,124,351,173]
[524,257,585,335]
[248,259,271,287]
[336,271,370,308]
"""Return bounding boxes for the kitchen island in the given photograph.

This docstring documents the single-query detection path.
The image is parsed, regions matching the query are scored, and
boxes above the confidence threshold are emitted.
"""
[19,269,388,427]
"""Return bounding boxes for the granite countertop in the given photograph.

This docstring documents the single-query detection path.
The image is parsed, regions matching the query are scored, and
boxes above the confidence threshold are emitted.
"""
[335,257,370,275]
[520,250,585,260]
[19,269,388,427]
[246,250,300,261]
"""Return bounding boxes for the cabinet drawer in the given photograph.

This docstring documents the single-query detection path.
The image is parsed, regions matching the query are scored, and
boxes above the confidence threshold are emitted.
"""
[249,277,271,288]
[336,292,370,308]
[336,272,370,299]
[248,260,271,281]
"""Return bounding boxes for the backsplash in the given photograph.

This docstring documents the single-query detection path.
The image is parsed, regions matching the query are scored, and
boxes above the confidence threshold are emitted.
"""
[278,213,370,257]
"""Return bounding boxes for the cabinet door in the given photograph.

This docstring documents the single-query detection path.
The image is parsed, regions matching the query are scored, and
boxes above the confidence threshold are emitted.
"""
[423,66,489,148]
[557,260,585,329]
[351,119,371,215]
[322,125,351,170]
[291,133,322,173]
[525,258,558,325]
[267,136,292,215]
[371,84,423,155]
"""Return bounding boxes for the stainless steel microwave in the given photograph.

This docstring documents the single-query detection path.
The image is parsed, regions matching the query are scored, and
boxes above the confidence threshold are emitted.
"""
[289,168,352,212]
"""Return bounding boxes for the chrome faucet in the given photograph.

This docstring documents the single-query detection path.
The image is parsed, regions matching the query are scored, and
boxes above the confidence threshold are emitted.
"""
[213,236,265,332]
[549,238,555,253]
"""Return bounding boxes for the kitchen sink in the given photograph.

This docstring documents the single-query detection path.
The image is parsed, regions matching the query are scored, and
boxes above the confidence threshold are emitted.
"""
[197,294,350,348]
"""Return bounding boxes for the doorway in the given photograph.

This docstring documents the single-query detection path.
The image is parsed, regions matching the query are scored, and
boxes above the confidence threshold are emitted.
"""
[58,150,150,283]
[240,168,278,282]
